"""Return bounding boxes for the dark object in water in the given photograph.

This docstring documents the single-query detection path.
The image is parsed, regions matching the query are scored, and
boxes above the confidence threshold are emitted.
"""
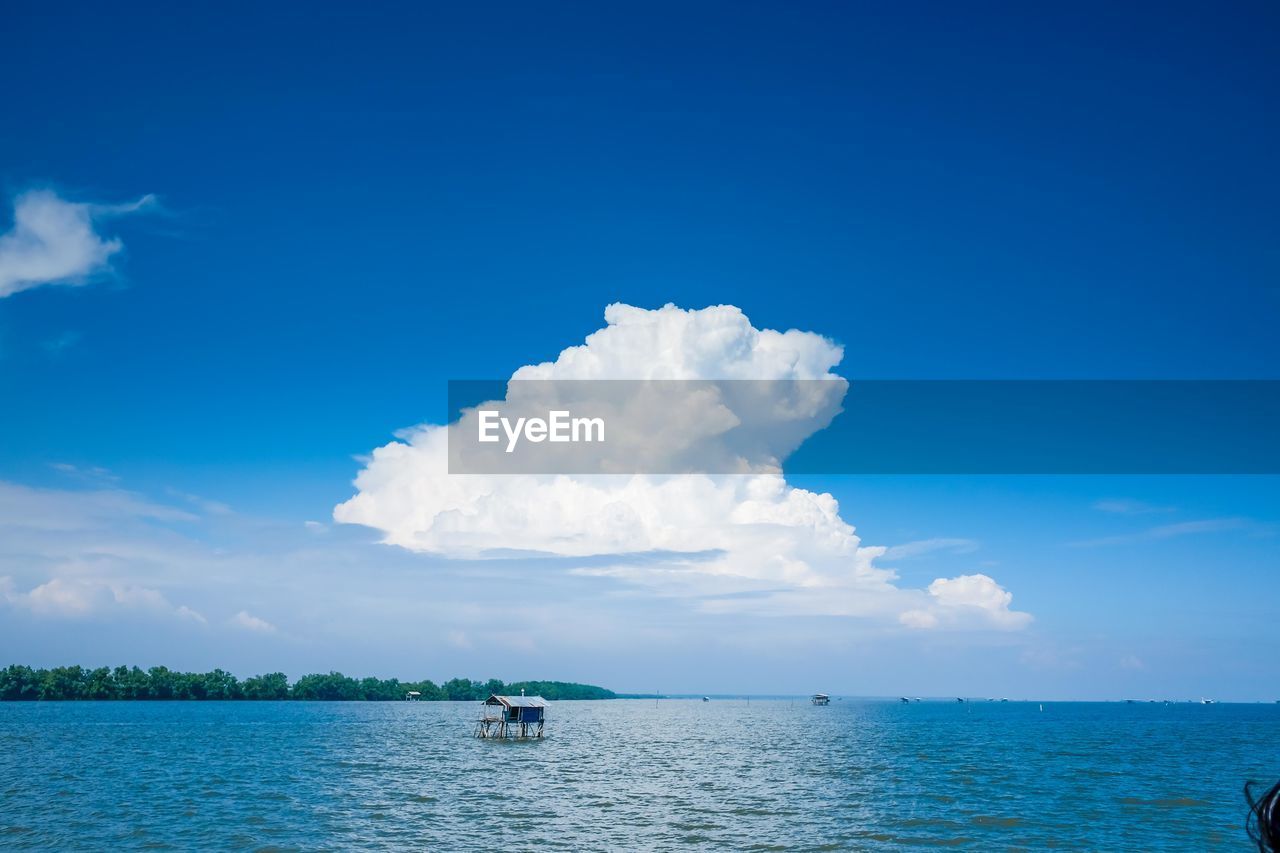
[1246,779,1280,851]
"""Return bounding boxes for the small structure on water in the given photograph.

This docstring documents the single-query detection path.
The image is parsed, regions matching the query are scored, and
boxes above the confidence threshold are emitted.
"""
[474,693,547,739]
[811,693,830,706]
[405,690,421,701]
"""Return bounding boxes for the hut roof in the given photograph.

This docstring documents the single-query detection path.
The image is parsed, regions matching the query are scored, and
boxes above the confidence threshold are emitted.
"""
[485,694,548,708]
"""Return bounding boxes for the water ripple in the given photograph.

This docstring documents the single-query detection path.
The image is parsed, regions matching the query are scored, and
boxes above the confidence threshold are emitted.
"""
[0,700,1276,849]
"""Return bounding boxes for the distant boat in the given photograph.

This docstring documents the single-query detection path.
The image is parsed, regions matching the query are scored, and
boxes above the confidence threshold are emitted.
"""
[1201,697,1216,705]
[899,697,910,703]
[1000,698,1008,703]
[702,696,709,702]
[811,693,830,706]
[956,697,965,703]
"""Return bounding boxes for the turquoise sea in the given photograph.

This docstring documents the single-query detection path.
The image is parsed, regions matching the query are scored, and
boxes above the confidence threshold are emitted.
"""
[2,699,1277,849]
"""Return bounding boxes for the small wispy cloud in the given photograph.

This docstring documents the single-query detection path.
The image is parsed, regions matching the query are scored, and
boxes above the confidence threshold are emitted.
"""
[41,330,81,355]
[0,189,155,298]
[175,605,208,624]
[1071,517,1272,547]
[165,488,233,517]
[230,610,276,633]
[1092,499,1176,515]
[50,462,119,484]
[0,574,204,623]
[881,538,979,560]
[1019,644,1084,671]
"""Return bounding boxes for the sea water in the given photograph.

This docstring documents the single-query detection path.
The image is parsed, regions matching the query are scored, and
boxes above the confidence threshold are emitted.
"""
[1,699,1276,849]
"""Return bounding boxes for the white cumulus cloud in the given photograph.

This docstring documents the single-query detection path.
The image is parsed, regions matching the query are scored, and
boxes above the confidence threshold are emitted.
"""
[899,574,1033,631]
[0,189,154,298]
[335,303,1032,631]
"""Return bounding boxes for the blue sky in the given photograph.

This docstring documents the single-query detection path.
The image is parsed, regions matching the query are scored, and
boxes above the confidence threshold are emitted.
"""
[1,1,1277,698]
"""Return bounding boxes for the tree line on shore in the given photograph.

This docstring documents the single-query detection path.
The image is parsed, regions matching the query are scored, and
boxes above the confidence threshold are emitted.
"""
[0,665,615,702]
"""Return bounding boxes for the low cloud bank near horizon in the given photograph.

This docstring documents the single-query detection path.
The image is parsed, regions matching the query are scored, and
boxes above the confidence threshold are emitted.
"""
[335,303,1033,632]
[1,470,1272,698]
[0,475,1022,691]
